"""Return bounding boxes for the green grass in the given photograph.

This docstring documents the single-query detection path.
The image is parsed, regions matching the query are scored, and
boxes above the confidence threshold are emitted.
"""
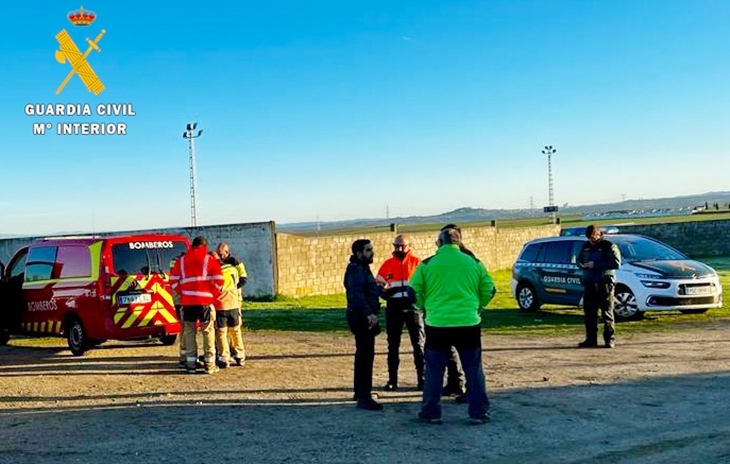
[244,267,730,335]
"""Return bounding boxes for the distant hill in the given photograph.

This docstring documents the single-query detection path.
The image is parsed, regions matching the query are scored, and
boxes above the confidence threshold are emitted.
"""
[277,191,730,233]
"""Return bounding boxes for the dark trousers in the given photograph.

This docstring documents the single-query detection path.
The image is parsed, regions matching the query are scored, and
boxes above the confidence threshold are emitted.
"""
[446,347,465,390]
[421,325,489,420]
[583,280,616,344]
[385,307,425,384]
[347,312,377,398]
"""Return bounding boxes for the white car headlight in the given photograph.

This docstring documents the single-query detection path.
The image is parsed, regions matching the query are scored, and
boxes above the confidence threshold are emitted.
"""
[640,280,671,289]
[636,273,663,279]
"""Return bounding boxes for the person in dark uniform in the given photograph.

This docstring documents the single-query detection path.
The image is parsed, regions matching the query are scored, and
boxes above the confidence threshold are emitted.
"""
[577,225,622,348]
[344,239,384,411]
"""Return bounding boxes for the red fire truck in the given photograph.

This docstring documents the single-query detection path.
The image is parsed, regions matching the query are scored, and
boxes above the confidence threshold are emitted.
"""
[0,234,189,355]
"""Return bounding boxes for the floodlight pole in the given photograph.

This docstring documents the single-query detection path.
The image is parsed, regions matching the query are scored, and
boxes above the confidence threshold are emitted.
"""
[542,145,557,224]
[183,123,203,227]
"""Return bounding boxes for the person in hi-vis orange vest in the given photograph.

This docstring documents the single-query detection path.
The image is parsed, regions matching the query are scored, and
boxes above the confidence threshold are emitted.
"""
[375,234,425,391]
[170,236,224,374]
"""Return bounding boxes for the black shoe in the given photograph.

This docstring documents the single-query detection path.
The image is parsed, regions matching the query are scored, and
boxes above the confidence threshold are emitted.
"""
[454,393,467,404]
[578,340,598,348]
[357,399,383,411]
[353,392,379,401]
[469,411,491,425]
[418,411,442,424]
[384,382,398,391]
[442,384,465,397]
[605,340,616,348]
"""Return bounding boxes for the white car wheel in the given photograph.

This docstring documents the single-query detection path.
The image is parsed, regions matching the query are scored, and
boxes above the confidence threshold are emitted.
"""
[614,287,641,320]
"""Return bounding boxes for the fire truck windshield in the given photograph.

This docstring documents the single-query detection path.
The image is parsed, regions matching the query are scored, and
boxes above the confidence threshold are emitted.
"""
[111,241,188,275]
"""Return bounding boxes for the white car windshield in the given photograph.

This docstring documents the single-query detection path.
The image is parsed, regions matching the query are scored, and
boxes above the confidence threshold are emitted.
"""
[614,237,686,262]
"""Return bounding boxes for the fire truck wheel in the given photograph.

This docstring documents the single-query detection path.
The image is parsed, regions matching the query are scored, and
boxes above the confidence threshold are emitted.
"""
[67,317,90,356]
[159,334,177,346]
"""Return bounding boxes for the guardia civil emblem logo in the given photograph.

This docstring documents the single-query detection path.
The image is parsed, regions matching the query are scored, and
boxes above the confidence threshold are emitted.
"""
[54,6,106,95]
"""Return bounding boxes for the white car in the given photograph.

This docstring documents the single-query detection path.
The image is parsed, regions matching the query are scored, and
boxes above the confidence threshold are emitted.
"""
[511,233,723,319]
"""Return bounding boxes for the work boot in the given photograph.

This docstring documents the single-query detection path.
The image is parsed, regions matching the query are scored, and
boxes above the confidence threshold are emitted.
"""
[578,340,598,348]
[384,382,398,392]
[205,365,219,375]
[469,411,491,425]
[357,399,383,411]
[442,384,464,397]
[417,411,442,424]
[233,357,246,367]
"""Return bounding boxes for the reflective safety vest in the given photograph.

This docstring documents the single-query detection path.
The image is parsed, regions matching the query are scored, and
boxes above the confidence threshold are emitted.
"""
[217,258,245,310]
[170,246,224,306]
[376,252,421,299]
[169,255,184,306]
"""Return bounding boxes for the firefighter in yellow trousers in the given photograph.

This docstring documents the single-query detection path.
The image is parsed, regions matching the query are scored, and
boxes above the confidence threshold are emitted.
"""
[214,243,248,368]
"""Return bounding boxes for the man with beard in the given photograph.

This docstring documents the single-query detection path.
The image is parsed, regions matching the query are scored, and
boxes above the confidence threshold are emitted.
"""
[344,239,384,411]
[577,225,621,348]
[376,234,424,391]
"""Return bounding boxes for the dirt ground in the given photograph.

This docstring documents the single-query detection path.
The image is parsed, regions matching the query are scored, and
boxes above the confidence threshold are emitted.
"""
[2,321,730,464]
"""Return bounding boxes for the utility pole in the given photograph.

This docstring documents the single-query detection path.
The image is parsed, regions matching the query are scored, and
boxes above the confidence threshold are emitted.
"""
[542,145,557,224]
[182,122,203,227]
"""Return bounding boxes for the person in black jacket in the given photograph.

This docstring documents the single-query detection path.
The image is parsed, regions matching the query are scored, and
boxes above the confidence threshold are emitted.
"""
[577,225,622,348]
[344,239,384,411]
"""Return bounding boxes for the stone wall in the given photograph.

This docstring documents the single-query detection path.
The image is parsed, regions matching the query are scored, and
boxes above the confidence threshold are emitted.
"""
[275,224,561,296]
[619,219,730,258]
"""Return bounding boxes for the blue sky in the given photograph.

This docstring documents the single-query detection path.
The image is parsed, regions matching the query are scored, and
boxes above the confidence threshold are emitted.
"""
[1,1,729,236]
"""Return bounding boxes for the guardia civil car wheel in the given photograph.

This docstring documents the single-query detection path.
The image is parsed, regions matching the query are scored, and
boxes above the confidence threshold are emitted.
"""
[516,283,540,312]
[613,286,641,320]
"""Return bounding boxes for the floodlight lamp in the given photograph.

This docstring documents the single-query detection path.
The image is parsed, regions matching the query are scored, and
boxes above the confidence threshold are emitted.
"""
[197,130,203,136]
[193,123,198,130]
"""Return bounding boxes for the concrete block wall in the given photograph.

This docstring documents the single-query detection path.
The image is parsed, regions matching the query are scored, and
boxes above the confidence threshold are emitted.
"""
[173,222,277,297]
[275,224,561,297]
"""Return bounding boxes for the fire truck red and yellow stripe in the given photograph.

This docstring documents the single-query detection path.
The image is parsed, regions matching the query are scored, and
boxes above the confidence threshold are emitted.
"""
[110,274,178,329]
[21,321,64,334]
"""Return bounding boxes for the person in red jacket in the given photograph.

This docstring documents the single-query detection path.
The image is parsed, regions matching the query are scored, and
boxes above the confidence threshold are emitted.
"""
[376,234,425,391]
[170,236,224,374]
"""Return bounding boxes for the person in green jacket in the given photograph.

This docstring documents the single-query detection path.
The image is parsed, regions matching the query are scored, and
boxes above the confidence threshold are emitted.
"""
[410,227,496,425]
